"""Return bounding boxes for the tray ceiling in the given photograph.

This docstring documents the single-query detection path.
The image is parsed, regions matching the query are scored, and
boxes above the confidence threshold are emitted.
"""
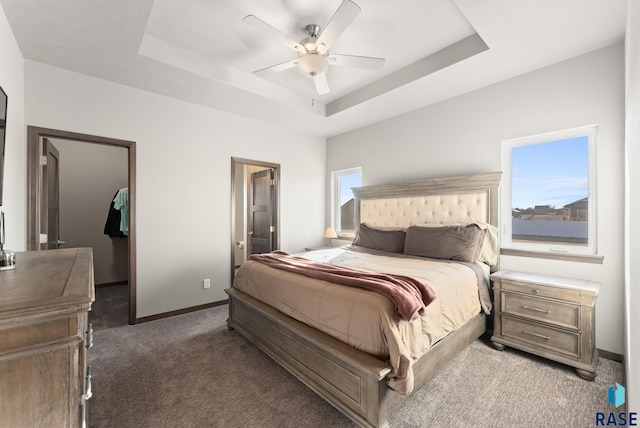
[0,0,627,137]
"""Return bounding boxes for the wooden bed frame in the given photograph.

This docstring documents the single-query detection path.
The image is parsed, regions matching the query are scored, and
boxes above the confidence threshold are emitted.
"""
[226,172,502,427]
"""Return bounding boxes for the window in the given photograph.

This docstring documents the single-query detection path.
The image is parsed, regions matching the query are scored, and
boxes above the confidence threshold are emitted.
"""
[331,167,362,237]
[501,125,597,255]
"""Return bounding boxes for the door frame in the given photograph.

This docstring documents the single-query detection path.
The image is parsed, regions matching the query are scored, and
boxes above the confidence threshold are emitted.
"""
[27,126,138,324]
[230,157,280,285]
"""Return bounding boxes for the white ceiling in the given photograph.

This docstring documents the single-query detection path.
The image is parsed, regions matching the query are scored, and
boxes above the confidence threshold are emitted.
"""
[0,0,627,138]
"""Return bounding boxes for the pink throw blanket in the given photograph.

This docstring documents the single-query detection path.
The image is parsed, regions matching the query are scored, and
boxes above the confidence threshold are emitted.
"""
[248,251,436,321]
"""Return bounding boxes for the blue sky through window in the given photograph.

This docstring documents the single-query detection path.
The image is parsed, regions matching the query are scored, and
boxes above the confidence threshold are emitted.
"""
[512,136,588,209]
[340,172,361,205]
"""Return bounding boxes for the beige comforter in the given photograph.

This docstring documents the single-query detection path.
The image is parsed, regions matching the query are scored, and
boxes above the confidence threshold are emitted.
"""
[232,246,487,394]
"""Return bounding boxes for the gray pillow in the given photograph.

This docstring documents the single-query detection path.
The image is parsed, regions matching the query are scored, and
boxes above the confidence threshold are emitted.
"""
[403,224,486,262]
[353,224,406,253]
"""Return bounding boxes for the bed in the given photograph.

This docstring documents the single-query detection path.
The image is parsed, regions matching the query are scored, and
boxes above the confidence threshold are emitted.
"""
[226,171,502,428]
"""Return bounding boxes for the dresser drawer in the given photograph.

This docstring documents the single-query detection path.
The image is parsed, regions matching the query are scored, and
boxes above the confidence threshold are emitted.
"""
[501,292,580,330]
[500,280,581,303]
[0,316,79,356]
[501,315,579,358]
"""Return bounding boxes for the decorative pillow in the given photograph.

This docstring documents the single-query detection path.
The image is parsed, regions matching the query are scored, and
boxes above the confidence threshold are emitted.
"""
[352,223,406,253]
[413,222,499,265]
[403,224,486,262]
[477,223,499,265]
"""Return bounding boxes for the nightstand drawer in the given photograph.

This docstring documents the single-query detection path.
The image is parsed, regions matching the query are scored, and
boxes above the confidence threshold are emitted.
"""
[500,280,581,303]
[502,292,579,330]
[501,315,580,358]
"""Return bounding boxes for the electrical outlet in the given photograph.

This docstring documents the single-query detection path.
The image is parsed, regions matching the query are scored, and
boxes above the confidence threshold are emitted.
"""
[203,278,210,289]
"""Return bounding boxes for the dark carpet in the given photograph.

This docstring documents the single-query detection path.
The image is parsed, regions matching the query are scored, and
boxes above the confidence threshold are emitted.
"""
[88,286,623,427]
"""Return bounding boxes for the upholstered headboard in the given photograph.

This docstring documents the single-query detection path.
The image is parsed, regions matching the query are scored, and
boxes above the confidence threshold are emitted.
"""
[351,172,502,270]
[359,192,489,228]
[352,172,501,229]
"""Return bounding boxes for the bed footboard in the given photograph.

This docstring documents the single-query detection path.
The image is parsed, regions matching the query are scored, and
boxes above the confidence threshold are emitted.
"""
[225,287,486,428]
[226,287,392,427]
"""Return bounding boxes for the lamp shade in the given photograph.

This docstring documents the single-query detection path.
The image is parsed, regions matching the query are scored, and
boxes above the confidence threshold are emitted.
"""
[324,227,337,239]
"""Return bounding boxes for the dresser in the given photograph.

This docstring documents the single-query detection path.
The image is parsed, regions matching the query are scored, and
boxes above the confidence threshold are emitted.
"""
[490,270,599,380]
[0,248,95,427]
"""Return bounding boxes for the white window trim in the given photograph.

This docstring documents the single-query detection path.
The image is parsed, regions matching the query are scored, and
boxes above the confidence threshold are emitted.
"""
[501,125,598,255]
[331,167,361,238]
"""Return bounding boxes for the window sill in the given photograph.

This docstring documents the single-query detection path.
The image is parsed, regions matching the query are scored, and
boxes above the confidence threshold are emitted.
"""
[336,235,355,241]
[500,248,604,264]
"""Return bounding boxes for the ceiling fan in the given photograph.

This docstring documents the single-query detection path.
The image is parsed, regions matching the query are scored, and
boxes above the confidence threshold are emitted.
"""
[244,0,385,95]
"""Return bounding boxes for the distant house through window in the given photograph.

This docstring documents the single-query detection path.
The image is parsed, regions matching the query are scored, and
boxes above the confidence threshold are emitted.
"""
[331,167,362,237]
[502,125,597,255]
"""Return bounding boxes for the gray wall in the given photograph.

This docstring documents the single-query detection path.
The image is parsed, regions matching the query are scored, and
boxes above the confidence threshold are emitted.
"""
[327,44,626,355]
[54,139,128,285]
[21,60,326,318]
[0,7,25,249]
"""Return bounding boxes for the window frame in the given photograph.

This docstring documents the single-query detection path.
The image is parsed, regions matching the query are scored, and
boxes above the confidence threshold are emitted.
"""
[501,125,598,256]
[331,167,362,239]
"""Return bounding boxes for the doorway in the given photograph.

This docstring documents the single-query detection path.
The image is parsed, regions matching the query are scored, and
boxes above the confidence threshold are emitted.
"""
[230,157,280,284]
[27,126,138,324]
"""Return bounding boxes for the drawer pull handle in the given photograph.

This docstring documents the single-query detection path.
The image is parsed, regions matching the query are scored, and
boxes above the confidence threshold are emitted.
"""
[82,366,93,402]
[86,323,94,349]
[534,289,541,294]
[522,305,551,314]
[523,330,551,340]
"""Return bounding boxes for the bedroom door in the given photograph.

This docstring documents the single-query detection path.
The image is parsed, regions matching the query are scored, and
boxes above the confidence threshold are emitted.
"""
[230,157,280,283]
[42,138,63,250]
[248,168,274,255]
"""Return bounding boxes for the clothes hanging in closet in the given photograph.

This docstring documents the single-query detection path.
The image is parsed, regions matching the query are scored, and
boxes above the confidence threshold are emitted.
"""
[104,187,129,237]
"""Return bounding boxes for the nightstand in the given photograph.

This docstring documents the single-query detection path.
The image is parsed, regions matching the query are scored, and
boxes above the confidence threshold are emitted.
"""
[490,270,599,380]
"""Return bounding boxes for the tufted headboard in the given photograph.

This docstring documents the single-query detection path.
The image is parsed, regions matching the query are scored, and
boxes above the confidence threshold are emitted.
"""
[352,172,501,228]
[351,172,502,270]
[359,192,489,228]
[353,171,501,231]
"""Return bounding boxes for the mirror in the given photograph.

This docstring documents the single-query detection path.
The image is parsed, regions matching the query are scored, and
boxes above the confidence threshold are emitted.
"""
[0,85,7,206]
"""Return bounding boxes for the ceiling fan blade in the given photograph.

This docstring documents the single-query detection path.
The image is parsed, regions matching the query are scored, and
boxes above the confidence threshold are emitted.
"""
[328,54,385,70]
[243,15,306,54]
[313,74,330,94]
[253,59,298,77]
[316,0,361,52]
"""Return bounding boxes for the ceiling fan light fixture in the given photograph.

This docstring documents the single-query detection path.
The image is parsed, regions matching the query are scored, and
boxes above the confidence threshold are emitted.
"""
[298,53,329,78]
[303,40,317,51]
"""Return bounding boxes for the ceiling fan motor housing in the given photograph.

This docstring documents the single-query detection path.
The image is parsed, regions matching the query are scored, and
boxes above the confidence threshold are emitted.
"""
[306,24,321,38]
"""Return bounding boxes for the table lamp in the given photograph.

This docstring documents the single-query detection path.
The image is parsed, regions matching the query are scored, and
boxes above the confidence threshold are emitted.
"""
[324,227,337,247]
